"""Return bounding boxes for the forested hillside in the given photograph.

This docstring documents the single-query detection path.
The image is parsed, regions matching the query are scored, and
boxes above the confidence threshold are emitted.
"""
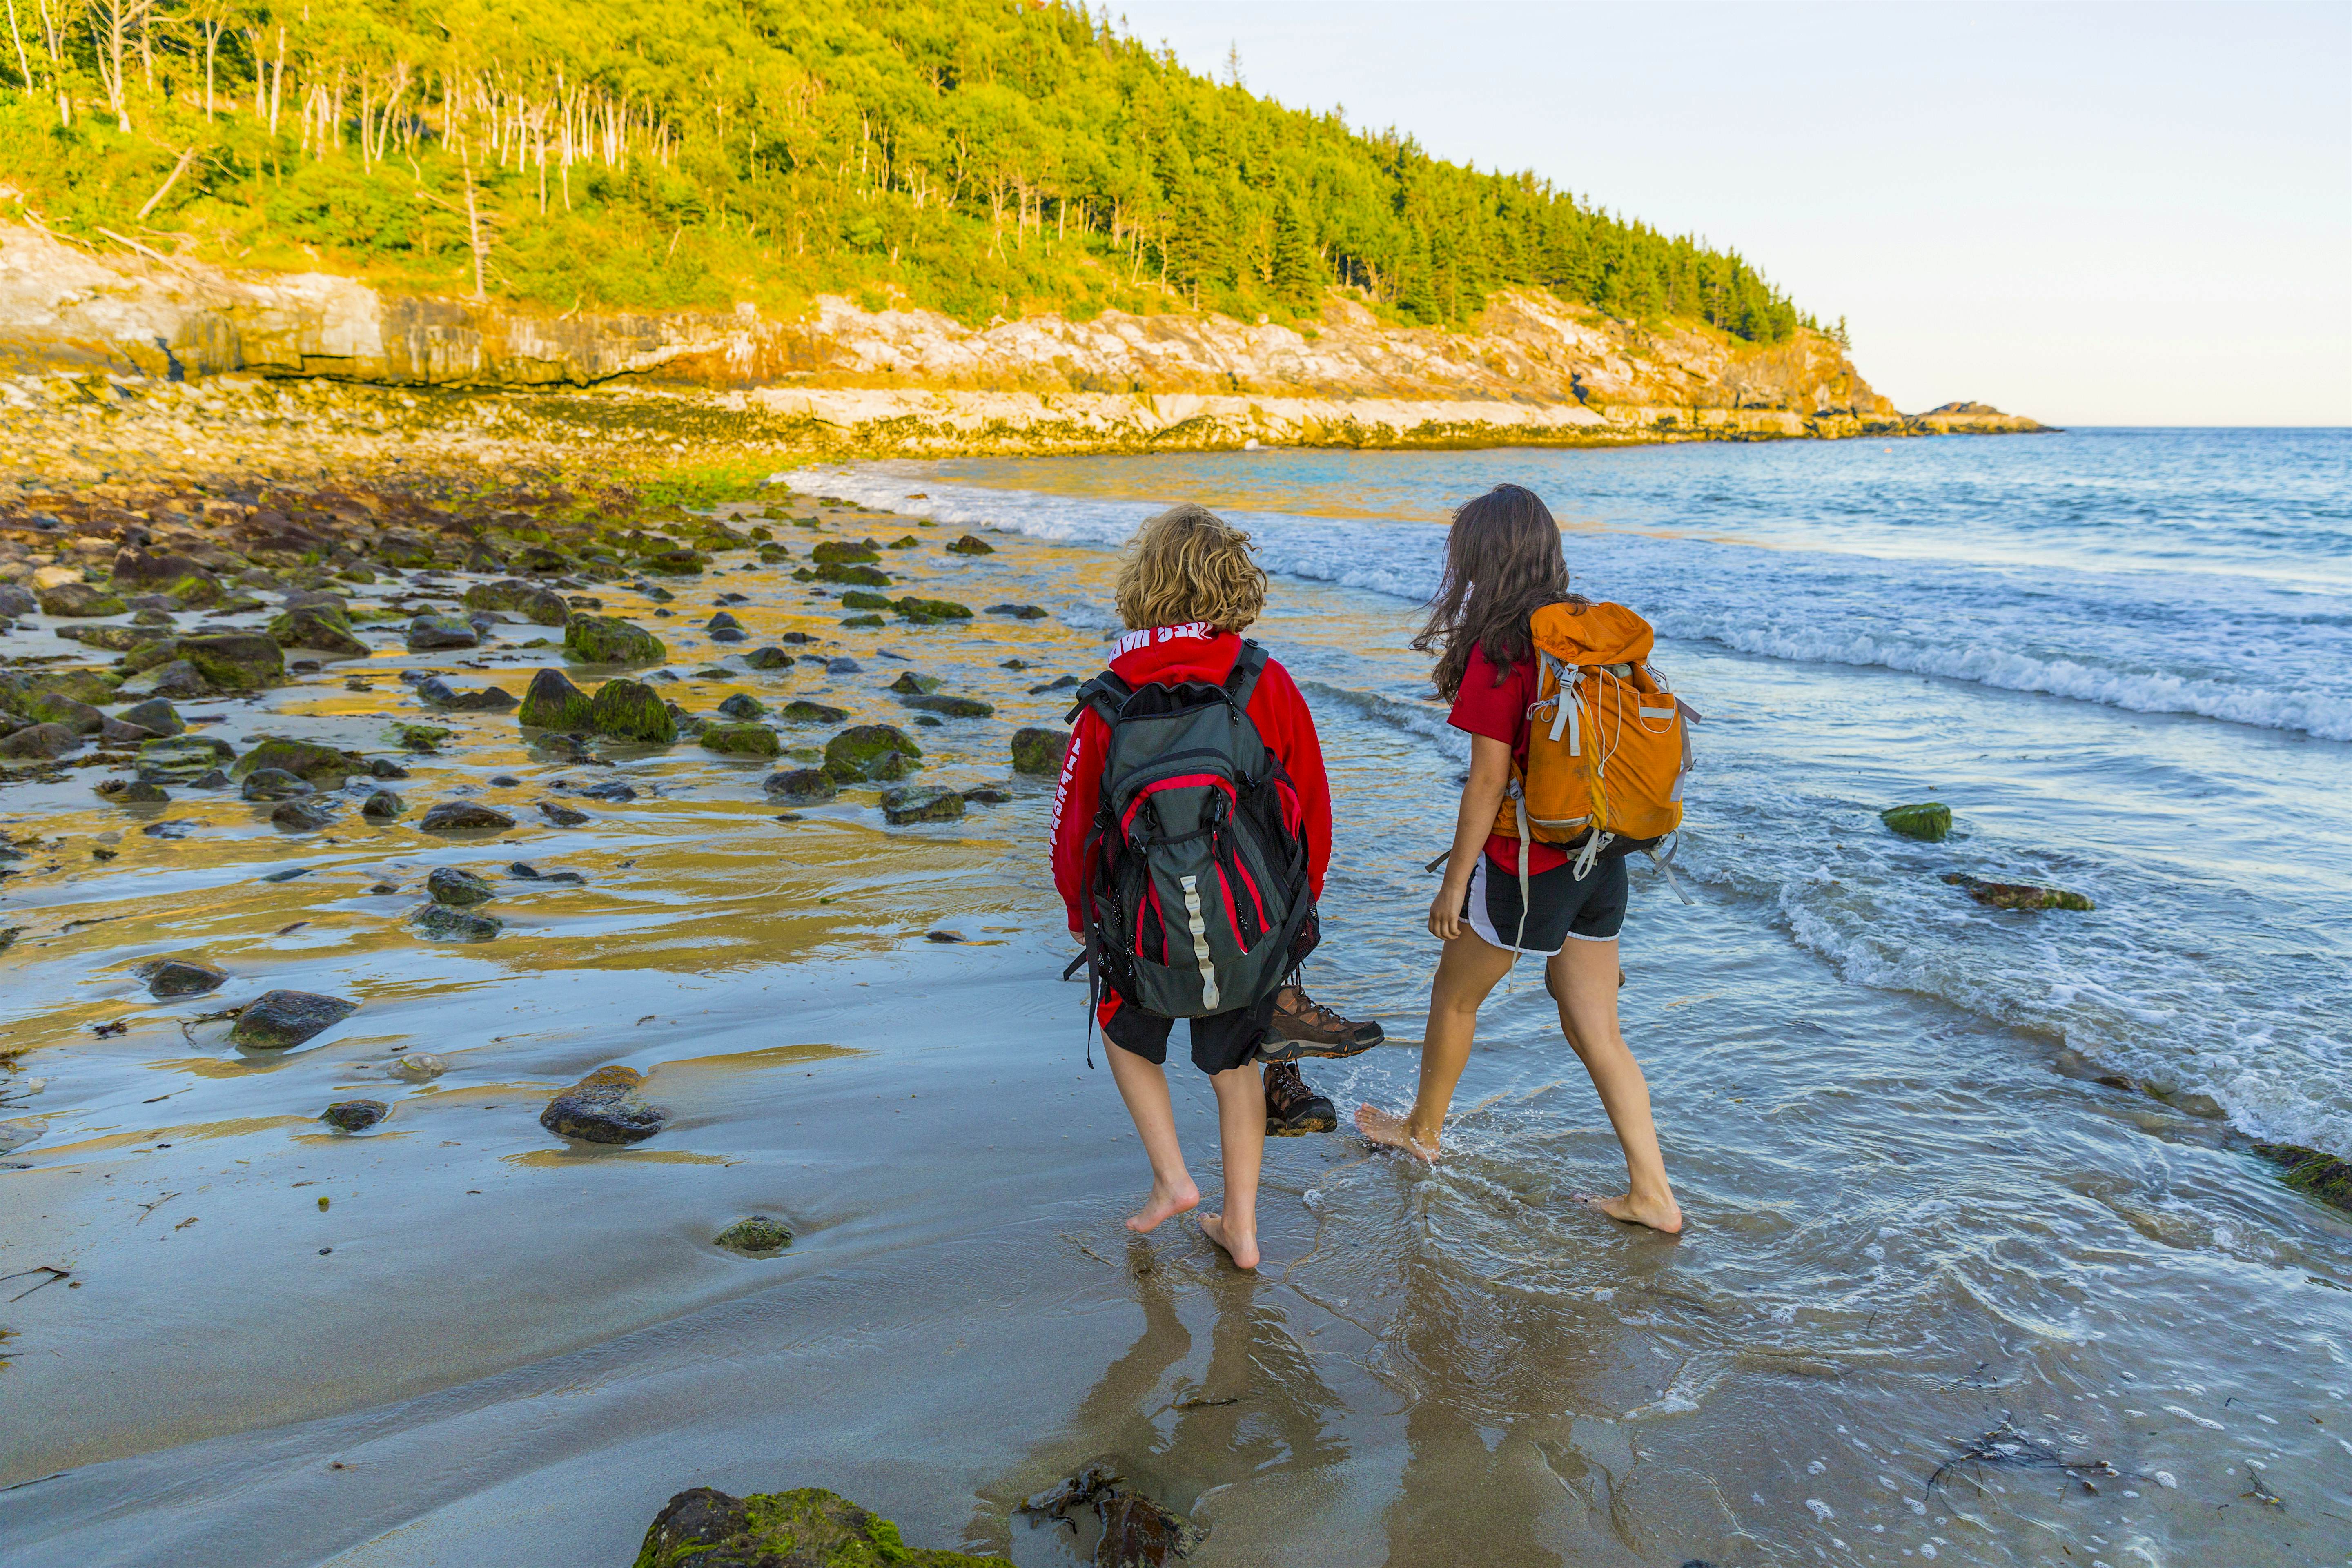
[1,0,1811,342]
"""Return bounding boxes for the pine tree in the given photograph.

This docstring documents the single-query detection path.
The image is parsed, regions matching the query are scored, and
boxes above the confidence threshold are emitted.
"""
[1270,193,1322,316]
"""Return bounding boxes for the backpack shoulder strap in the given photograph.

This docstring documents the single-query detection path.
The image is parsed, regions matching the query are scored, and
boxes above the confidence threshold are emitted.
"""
[1222,639,1272,710]
[1067,670,1132,727]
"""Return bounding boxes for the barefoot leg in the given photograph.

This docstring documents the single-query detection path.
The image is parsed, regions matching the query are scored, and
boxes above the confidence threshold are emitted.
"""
[1105,1039,1199,1232]
[1201,1063,1263,1268]
[1359,931,1514,1156]
[1548,939,1683,1234]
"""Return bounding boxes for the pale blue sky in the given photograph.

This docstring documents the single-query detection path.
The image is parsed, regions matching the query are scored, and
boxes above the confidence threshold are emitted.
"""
[1117,1,2352,425]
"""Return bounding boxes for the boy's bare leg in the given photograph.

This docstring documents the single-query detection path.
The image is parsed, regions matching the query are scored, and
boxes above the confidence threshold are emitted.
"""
[1105,1039,1199,1233]
[1197,1062,1264,1269]
[1547,938,1683,1234]
[1358,931,1515,1159]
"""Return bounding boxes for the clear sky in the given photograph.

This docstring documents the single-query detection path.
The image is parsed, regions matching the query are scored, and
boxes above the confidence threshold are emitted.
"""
[1115,1,2352,426]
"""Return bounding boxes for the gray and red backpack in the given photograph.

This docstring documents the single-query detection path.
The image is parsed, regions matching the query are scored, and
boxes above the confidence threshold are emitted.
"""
[1066,641,1320,1035]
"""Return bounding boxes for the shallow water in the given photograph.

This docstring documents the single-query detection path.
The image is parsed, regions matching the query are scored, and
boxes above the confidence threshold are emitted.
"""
[4,440,2350,1566]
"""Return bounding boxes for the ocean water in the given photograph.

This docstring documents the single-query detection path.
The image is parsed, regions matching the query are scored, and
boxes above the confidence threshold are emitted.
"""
[794,430,2352,1161]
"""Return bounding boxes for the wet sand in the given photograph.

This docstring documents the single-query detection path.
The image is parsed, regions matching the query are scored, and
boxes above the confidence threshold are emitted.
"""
[4,490,2350,1566]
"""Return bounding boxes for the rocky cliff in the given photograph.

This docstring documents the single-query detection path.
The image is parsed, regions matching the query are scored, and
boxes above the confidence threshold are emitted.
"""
[0,224,2042,464]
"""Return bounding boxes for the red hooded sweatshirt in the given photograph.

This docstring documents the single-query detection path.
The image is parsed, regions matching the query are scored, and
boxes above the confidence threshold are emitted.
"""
[1050,623,1331,936]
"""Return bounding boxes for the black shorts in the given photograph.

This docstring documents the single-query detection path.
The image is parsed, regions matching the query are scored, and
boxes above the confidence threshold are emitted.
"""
[1464,850,1627,955]
[1102,989,1276,1076]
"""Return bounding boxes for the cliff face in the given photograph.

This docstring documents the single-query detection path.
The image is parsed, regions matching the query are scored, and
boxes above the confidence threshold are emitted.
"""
[0,225,2039,454]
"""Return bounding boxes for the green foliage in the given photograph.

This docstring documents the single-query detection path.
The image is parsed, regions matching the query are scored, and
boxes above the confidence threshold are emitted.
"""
[0,0,1809,342]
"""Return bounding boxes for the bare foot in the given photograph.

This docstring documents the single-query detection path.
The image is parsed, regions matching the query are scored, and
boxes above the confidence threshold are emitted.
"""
[1196,1210,1260,1270]
[1127,1176,1200,1235]
[1576,1190,1685,1235]
[1355,1103,1442,1162]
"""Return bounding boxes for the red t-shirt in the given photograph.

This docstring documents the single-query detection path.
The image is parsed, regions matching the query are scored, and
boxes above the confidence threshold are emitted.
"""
[1446,642,1572,876]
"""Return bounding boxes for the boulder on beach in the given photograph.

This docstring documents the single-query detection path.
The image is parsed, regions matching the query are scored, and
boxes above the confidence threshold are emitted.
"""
[427,866,495,906]
[811,541,880,564]
[713,1215,793,1256]
[899,693,994,719]
[589,678,678,744]
[541,1064,666,1145]
[762,768,836,805]
[1941,872,2094,912]
[230,989,359,1050]
[1010,727,1069,776]
[417,675,518,712]
[699,722,780,758]
[780,699,848,726]
[881,784,965,825]
[519,668,595,730]
[463,579,570,626]
[119,698,184,736]
[321,1099,389,1133]
[138,958,226,998]
[2252,1143,2352,1213]
[361,788,406,820]
[24,692,102,732]
[538,800,588,826]
[392,722,453,753]
[988,603,1050,619]
[419,801,517,832]
[743,646,791,670]
[565,613,666,666]
[947,534,996,555]
[841,589,893,611]
[824,724,922,782]
[715,693,766,720]
[267,604,369,657]
[414,904,502,940]
[106,778,170,803]
[0,722,75,760]
[406,614,481,651]
[636,1488,1009,1568]
[893,596,973,623]
[234,738,354,788]
[809,562,891,586]
[135,659,208,699]
[1880,802,1952,842]
[179,633,284,690]
[112,547,221,599]
[0,584,36,618]
[137,734,234,783]
[886,672,942,695]
[240,767,314,802]
[37,581,128,617]
[270,797,336,831]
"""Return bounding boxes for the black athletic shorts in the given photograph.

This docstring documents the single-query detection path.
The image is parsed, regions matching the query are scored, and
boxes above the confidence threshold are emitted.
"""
[1101,988,1277,1076]
[1463,850,1628,954]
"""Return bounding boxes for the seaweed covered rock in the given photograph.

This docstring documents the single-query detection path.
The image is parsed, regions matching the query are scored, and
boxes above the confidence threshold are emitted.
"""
[119,698,184,737]
[893,596,973,623]
[24,692,102,732]
[541,1064,666,1145]
[590,678,678,744]
[886,672,942,695]
[321,1099,388,1133]
[240,768,314,802]
[414,904,502,941]
[947,534,995,555]
[270,797,336,831]
[2252,1143,2352,1213]
[418,676,519,712]
[138,958,225,998]
[899,693,994,719]
[715,692,766,720]
[811,540,880,564]
[519,668,595,730]
[700,722,780,758]
[37,582,128,617]
[713,1215,793,1256]
[419,801,516,832]
[537,799,588,826]
[1010,727,1069,776]
[464,579,571,626]
[566,613,667,666]
[405,614,481,652]
[988,603,1050,620]
[268,604,370,657]
[634,1487,1011,1568]
[809,562,891,586]
[1941,873,2094,912]
[361,788,406,820]
[137,734,234,782]
[234,738,354,788]
[112,548,221,603]
[1880,802,1952,842]
[230,989,358,1050]
[743,646,791,670]
[841,589,893,611]
[880,785,966,825]
[762,768,836,805]
[780,699,848,726]
[179,633,284,690]
[824,724,922,782]
[427,866,495,906]
[0,722,79,760]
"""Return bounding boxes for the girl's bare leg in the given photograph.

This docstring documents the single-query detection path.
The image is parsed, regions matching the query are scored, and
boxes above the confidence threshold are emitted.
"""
[1197,1062,1264,1269]
[1547,938,1683,1234]
[1358,931,1515,1158]
[1105,1039,1199,1232]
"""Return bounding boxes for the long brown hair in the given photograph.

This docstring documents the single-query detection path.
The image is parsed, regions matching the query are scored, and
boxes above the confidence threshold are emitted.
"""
[1414,483,1585,699]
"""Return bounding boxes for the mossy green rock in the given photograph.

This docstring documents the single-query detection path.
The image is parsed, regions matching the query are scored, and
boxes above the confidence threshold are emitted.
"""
[824,724,922,782]
[894,597,973,623]
[589,679,678,744]
[405,614,481,651]
[840,589,893,611]
[25,691,103,731]
[137,734,234,782]
[61,624,146,651]
[880,785,966,824]
[781,700,849,725]
[565,613,667,666]
[267,605,369,657]
[1940,873,2094,912]
[392,722,454,753]
[743,646,791,670]
[643,548,708,575]
[1880,802,1952,842]
[946,534,996,555]
[1010,726,1069,776]
[899,693,994,719]
[716,693,767,720]
[887,672,942,695]
[37,582,128,617]
[519,668,595,730]
[179,633,285,690]
[233,738,356,787]
[762,768,836,804]
[811,541,880,564]
[2253,1143,2352,1213]
[464,579,570,625]
[634,1487,1011,1568]
[812,562,891,586]
[713,1215,793,1255]
[700,722,781,758]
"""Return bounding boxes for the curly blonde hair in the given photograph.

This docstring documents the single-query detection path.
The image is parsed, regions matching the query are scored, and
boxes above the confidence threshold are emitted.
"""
[1115,502,1267,633]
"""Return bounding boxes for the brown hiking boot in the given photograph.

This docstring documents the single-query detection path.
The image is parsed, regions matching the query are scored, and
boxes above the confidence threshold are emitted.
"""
[1255,984,1383,1064]
[1264,1062,1337,1135]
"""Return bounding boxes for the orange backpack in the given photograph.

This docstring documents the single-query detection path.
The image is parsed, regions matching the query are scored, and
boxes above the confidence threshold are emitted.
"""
[1493,601,1696,900]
